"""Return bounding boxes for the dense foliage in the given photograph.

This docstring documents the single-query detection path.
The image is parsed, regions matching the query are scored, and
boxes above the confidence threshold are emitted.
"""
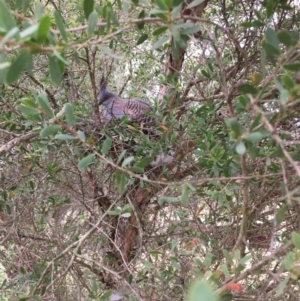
[1,0,300,300]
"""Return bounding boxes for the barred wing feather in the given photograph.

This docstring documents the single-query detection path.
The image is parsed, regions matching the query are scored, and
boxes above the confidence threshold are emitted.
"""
[124,99,153,123]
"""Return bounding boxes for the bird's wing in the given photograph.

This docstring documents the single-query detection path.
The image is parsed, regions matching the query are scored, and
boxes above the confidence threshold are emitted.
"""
[123,99,153,123]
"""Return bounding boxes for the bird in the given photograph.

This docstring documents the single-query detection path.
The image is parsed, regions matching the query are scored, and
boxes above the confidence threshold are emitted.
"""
[98,77,154,124]
[98,77,174,167]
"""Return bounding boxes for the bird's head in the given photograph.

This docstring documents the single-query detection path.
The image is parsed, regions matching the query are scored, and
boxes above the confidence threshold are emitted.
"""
[98,77,116,106]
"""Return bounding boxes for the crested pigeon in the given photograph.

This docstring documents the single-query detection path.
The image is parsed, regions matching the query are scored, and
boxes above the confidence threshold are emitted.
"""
[98,77,174,167]
[98,78,154,124]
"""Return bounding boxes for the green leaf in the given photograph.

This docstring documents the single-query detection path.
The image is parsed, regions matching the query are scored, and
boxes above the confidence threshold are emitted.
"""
[77,130,86,141]
[117,150,126,164]
[172,40,179,59]
[291,232,300,250]
[78,154,95,170]
[220,294,233,301]
[265,28,280,51]
[262,41,280,58]
[115,171,126,195]
[121,212,131,218]
[283,252,294,270]
[186,0,205,9]
[22,0,31,13]
[228,118,243,136]
[153,26,168,36]
[158,196,178,205]
[171,25,180,41]
[171,3,182,20]
[276,204,287,225]
[0,0,16,30]
[101,138,112,155]
[137,10,145,30]
[37,94,53,117]
[107,209,121,215]
[20,24,38,39]
[53,51,69,66]
[169,257,180,269]
[154,0,167,10]
[121,156,134,167]
[36,15,51,42]
[128,166,144,173]
[34,2,44,20]
[6,51,30,84]
[100,290,113,299]
[173,0,185,6]
[143,261,155,269]
[136,33,148,45]
[290,30,299,45]
[277,30,292,47]
[40,125,61,137]
[55,134,75,140]
[19,105,40,116]
[25,53,33,75]
[0,27,19,47]
[266,0,274,18]
[283,63,300,71]
[88,11,98,35]
[220,264,229,277]
[245,132,263,143]
[65,103,75,127]
[152,36,169,50]
[99,46,122,60]
[21,98,37,108]
[237,83,258,95]
[236,141,246,155]
[181,183,189,204]
[136,156,153,168]
[108,6,119,25]
[0,61,8,83]
[281,74,295,89]
[49,56,62,86]
[276,277,289,297]
[187,280,219,301]
[181,25,202,35]
[83,0,94,19]
[149,8,168,21]
[241,20,264,28]
[54,11,68,42]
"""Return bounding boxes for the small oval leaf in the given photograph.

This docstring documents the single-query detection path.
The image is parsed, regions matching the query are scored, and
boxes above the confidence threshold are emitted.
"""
[78,153,95,170]
[55,134,75,140]
[54,10,68,42]
[102,138,112,155]
[121,156,134,167]
[83,0,94,20]
[6,51,30,84]
[37,93,53,117]
[40,124,61,137]
[236,141,246,155]
[245,132,263,143]
[292,232,300,249]
[19,105,40,116]
[187,280,218,301]
[36,15,51,41]
[65,103,75,127]
[88,11,98,35]
[136,33,148,45]
[49,56,62,86]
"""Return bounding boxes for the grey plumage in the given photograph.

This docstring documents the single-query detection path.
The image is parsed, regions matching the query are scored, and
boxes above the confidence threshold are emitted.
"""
[98,77,174,166]
[98,78,153,124]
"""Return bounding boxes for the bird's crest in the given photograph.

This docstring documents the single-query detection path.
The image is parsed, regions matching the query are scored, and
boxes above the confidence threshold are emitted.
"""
[98,77,116,104]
